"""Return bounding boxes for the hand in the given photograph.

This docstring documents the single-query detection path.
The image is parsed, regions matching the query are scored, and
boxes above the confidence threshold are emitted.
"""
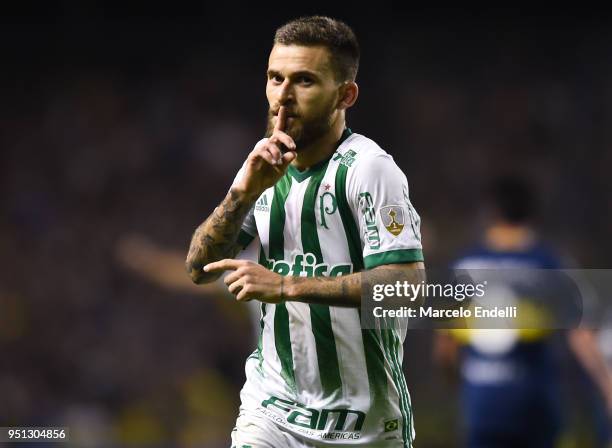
[234,106,297,198]
[204,259,286,304]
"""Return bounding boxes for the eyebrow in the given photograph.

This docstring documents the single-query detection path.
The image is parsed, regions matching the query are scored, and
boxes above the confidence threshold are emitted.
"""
[266,69,320,80]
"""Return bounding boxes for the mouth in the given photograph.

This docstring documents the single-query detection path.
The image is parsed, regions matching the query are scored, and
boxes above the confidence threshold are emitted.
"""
[273,110,298,118]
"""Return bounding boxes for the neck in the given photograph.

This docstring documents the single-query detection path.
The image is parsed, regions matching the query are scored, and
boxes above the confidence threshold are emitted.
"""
[485,222,535,252]
[291,113,345,171]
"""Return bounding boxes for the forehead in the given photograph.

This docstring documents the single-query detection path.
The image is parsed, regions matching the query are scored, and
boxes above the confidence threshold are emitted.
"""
[268,44,333,77]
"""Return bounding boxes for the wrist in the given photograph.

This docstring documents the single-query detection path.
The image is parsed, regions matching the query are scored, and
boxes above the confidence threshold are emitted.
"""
[230,185,260,204]
[283,276,302,302]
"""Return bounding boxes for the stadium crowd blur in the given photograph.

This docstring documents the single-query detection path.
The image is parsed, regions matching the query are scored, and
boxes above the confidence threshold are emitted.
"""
[1,7,611,447]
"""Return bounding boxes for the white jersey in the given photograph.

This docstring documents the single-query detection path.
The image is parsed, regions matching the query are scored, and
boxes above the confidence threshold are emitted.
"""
[232,129,423,447]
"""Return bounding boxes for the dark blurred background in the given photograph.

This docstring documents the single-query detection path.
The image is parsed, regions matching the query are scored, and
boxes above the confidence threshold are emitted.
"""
[1,4,611,447]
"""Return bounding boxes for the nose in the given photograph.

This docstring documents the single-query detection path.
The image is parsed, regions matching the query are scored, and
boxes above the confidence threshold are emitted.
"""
[278,79,294,106]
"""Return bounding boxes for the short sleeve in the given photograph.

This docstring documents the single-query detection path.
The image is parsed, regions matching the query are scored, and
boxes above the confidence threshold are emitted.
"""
[347,154,423,269]
[229,163,258,248]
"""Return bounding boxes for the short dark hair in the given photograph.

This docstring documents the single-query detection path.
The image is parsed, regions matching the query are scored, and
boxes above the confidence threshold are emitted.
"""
[274,16,360,82]
[487,175,535,224]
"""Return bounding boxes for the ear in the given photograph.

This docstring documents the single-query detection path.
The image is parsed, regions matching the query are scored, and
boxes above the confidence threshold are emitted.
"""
[337,82,359,110]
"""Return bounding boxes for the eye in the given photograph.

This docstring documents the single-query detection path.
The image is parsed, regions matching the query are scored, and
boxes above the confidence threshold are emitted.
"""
[297,76,313,86]
[268,74,284,84]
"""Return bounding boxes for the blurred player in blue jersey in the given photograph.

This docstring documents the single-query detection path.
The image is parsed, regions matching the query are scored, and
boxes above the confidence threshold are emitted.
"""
[434,176,612,448]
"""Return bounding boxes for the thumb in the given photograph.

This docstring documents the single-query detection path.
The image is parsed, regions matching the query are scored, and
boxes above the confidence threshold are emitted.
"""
[282,150,297,165]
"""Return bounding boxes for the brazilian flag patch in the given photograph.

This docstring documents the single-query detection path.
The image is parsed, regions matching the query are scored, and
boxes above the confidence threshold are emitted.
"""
[384,418,399,432]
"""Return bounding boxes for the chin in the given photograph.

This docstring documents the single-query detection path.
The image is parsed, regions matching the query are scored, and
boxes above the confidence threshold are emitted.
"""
[286,125,302,143]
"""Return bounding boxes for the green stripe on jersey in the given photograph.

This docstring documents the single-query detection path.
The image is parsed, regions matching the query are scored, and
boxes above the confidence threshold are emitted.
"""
[301,161,342,396]
[336,163,390,409]
[381,327,410,447]
[391,329,413,445]
[360,325,389,411]
[335,164,364,271]
[256,245,267,373]
[269,176,291,260]
[269,175,296,393]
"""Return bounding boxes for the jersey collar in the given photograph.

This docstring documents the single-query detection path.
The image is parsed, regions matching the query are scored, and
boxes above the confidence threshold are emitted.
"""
[287,128,353,182]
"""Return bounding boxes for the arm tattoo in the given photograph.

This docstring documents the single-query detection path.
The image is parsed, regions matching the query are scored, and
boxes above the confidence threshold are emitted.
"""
[294,274,362,306]
[186,188,255,283]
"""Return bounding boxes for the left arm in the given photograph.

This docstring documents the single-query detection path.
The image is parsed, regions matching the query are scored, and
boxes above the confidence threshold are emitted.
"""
[204,259,425,307]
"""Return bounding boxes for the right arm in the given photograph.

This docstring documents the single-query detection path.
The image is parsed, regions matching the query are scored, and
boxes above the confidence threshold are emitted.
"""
[185,187,258,284]
[186,106,296,284]
[567,329,612,415]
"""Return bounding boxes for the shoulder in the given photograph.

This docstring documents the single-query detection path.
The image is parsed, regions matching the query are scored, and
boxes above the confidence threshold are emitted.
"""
[528,242,564,268]
[337,132,393,164]
[336,132,404,181]
[453,242,563,269]
[452,246,494,269]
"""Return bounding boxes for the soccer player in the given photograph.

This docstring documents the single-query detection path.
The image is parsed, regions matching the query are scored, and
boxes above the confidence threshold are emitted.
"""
[186,16,424,448]
[434,176,612,448]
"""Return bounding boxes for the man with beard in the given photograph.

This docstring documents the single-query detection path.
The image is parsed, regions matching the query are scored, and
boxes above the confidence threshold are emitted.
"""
[186,16,424,447]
